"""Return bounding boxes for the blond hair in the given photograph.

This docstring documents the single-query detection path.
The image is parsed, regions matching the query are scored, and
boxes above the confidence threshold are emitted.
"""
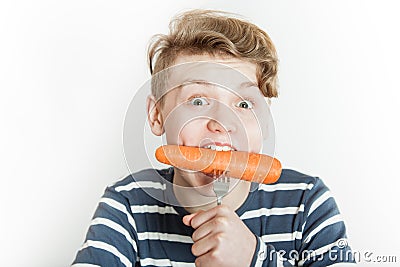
[148,9,279,101]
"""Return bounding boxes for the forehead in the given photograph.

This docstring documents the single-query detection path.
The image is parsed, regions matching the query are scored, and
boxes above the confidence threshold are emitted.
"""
[172,54,258,83]
[159,54,259,99]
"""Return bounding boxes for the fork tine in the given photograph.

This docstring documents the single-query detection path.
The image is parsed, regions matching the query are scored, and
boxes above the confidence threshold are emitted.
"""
[213,169,230,205]
[222,170,228,183]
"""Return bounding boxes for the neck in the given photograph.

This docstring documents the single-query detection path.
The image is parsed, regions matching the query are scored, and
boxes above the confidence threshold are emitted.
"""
[172,172,251,214]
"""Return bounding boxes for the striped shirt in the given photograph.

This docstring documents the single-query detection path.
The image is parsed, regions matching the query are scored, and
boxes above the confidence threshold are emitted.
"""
[72,168,356,266]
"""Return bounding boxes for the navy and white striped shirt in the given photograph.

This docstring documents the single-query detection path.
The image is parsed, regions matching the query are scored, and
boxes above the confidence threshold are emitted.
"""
[72,168,356,266]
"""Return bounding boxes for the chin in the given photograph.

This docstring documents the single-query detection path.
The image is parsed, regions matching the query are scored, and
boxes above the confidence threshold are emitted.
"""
[185,172,216,196]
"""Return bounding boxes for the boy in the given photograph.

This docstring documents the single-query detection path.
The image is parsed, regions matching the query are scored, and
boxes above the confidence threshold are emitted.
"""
[72,10,355,266]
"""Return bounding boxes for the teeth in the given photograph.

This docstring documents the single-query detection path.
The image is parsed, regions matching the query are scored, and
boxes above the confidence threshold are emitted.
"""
[204,145,234,151]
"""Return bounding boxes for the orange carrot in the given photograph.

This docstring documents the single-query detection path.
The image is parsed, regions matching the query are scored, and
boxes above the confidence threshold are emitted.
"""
[155,145,282,184]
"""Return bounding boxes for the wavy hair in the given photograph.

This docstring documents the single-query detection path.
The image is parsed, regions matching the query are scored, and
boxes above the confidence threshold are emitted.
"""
[148,9,279,101]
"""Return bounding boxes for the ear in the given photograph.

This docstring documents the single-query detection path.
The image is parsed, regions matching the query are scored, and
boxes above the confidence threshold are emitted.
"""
[146,95,165,136]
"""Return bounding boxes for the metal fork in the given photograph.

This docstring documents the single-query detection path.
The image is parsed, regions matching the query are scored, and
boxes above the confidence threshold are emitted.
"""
[212,170,230,205]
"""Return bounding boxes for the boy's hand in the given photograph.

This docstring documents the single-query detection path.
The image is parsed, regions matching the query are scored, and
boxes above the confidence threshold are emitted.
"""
[183,205,257,267]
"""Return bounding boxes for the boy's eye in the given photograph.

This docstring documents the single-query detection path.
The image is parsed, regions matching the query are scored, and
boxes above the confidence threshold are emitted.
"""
[236,100,253,109]
[190,97,209,106]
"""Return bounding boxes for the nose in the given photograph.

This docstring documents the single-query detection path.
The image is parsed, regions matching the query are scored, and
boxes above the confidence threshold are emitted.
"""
[207,118,236,133]
[206,97,238,134]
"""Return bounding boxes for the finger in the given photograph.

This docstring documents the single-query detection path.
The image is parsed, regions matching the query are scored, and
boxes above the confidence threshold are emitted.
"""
[190,205,229,229]
[195,249,223,267]
[182,212,197,226]
[192,216,227,242]
[191,232,224,257]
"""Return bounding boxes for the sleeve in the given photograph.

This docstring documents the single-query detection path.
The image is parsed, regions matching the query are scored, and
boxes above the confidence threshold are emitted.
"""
[71,186,139,267]
[249,178,357,267]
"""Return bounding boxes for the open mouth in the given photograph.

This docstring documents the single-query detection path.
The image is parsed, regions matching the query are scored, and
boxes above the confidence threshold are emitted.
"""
[201,143,237,152]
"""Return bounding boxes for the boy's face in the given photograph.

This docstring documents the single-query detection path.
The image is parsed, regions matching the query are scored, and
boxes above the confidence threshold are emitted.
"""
[148,54,271,192]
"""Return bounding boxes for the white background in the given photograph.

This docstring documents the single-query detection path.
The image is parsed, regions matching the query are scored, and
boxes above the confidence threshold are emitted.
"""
[1,1,399,266]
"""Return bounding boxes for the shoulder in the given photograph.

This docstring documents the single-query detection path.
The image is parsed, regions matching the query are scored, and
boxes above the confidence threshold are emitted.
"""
[277,168,320,184]
[256,168,327,192]
[111,168,173,188]
[248,168,331,210]
[103,168,174,206]
[276,168,330,192]
[274,169,339,217]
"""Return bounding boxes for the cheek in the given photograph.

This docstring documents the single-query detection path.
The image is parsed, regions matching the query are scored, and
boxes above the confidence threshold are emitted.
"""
[242,117,264,152]
[168,119,206,146]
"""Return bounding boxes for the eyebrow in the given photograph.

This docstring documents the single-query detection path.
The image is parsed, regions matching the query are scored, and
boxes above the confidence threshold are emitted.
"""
[180,79,258,89]
[240,81,259,89]
[180,80,213,87]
